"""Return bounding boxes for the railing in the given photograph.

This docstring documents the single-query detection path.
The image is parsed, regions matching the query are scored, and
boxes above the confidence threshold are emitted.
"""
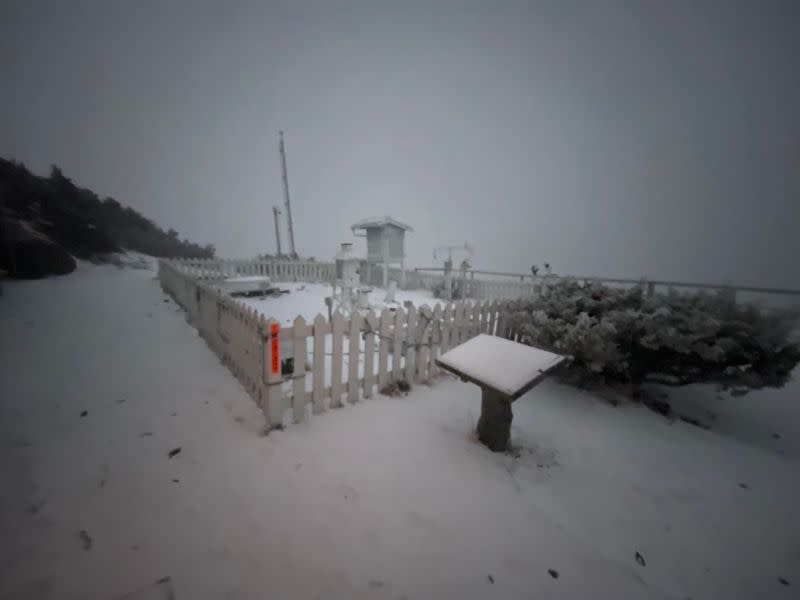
[169,258,335,282]
[159,259,521,432]
[412,266,800,304]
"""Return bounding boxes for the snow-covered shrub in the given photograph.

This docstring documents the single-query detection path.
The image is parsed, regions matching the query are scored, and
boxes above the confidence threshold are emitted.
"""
[505,279,800,393]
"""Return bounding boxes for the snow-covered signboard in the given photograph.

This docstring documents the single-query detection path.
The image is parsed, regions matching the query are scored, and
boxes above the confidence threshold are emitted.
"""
[436,334,565,400]
[436,334,565,451]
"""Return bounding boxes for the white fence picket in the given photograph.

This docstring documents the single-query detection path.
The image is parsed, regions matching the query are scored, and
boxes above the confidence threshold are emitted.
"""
[405,304,417,383]
[292,315,308,422]
[312,314,326,414]
[378,310,392,389]
[330,311,345,409]
[392,309,405,383]
[348,312,361,404]
[363,310,377,398]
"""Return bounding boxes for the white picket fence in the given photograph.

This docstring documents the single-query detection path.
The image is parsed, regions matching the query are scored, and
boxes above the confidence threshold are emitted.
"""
[159,259,521,431]
[170,257,336,283]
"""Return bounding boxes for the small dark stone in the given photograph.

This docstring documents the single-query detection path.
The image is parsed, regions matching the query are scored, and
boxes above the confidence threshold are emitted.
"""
[80,410,88,417]
[172,478,179,483]
[79,530,92,550]
[739,483,749,490]
[163,299,169,303]
[635,552,646,567]
[773,433,781,440]
[487,574,494,583]
[680,416,710,430]
[168,447,181,458]
[646,399,671,417]
[778,577,789,586]
[548,569,559,579]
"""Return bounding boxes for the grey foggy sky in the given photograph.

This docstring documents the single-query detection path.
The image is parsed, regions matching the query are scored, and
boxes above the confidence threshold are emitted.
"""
[1,0,798,287]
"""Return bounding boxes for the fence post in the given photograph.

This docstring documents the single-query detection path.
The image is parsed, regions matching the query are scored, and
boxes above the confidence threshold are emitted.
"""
[261,317,283,430]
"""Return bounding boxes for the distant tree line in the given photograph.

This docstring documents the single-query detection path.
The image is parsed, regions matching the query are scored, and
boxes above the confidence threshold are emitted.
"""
[0,158,215,277]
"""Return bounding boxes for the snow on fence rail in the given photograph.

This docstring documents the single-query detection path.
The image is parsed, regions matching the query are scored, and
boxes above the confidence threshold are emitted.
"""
[168,257,335,282]
[158,259,522,431]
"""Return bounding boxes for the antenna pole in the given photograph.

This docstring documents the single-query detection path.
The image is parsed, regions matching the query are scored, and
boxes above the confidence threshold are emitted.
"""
[279,130,297,258]
[272,206,283,256]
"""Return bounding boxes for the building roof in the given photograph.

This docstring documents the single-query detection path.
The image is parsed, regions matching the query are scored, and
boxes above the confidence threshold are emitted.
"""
[351,216,413,232]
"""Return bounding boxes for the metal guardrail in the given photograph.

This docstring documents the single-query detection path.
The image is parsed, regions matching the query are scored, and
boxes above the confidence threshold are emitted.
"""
[413,267,800,298]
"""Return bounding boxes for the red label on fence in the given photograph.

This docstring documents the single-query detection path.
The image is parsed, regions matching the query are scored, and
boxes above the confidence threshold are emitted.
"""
[270,322,280,375]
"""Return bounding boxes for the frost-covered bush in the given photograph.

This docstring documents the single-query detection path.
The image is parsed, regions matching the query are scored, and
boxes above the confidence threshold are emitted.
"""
[504,279,800,393]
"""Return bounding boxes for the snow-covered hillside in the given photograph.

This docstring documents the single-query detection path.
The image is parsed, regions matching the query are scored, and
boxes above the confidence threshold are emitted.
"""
[1,258,797,599]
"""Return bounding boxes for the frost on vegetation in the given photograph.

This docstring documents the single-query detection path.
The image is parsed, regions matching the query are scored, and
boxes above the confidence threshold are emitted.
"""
[505,278,800,394]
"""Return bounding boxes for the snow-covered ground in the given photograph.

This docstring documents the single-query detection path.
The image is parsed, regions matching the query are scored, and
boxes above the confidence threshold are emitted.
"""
[1,257,798,599]
[238,282,438,325]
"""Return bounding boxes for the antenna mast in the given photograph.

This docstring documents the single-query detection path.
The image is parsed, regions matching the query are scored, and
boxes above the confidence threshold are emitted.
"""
[279,130,298,258]
[272,206,283,256]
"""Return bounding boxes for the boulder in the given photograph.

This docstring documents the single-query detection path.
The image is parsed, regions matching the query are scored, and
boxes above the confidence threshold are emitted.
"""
[0,218,76,279]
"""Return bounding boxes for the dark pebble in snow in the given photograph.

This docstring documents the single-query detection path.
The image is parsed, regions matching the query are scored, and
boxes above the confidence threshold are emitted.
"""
[548,569,559,579]
[635,552,646,567]
[80,411,88,417]
[778,577,790,586]
[487,574,494,584]
[172,479,179,483]
[168,447,181,458]
[773,433,781,440]
[163,299,169,303]
[79,530,92,550]
[739,483,749,490]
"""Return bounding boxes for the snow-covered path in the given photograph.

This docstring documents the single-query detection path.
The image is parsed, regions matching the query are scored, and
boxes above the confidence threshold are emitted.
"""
[1,261,798,599]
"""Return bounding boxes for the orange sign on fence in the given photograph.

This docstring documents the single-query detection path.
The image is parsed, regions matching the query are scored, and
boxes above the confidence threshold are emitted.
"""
[270,322,280,376]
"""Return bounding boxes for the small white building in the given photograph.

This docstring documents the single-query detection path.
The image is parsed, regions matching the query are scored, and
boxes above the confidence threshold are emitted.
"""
[351,216,413,288]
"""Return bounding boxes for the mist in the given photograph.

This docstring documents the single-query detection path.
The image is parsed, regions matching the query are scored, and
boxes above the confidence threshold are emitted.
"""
[2,0,798,286]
